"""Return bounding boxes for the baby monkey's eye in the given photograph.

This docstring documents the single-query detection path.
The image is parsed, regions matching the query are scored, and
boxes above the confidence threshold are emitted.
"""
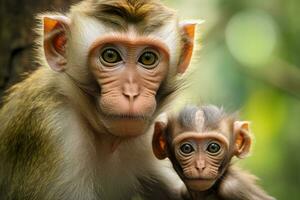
[206,142,221,154]
[180,143,195,155]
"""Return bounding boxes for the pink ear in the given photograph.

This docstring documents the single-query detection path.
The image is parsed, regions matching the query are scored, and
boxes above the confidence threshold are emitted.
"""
[178,20,202,74]
[233,121,251,158]
[43,15,71,72]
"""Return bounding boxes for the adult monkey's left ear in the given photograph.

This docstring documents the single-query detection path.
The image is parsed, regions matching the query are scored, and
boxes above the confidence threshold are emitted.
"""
[233,121,252,158]
[178,20,204,74]
[43,15,71,72]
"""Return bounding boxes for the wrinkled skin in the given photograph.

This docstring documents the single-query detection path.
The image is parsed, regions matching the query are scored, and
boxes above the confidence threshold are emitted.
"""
[89,35,170,136]
[173,132,229,191]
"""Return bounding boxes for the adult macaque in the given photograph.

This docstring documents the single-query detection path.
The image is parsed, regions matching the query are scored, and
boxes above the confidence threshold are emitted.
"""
[0,0,200,199]
[153,105,275,200]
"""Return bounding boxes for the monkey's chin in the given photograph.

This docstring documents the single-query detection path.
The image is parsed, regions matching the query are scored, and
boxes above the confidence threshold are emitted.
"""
[103,117,150,137]
[185,179,216,192]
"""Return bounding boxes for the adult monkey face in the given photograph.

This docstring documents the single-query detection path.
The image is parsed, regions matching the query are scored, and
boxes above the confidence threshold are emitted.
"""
[43,1,199,137]
[88,35,171,136]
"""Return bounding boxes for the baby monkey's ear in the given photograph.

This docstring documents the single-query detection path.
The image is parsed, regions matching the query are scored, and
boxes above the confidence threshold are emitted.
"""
[233,121,252,159]
[152,122,168,160]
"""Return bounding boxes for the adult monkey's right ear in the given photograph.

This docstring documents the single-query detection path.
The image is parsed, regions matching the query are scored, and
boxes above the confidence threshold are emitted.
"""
[177,20,204,74]
[152,122,168,160]
[43,15,71,72]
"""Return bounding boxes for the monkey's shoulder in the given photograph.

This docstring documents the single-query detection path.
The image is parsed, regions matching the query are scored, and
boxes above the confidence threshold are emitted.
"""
[0,67,65,166]
[2,67,63,104]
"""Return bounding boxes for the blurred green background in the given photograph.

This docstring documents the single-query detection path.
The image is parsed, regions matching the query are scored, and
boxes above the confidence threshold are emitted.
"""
[166,0,300,199]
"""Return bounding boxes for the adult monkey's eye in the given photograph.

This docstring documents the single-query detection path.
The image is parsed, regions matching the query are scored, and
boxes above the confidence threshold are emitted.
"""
[138,51,158,68]
[100,48,122,64]
[180,143,195,155]
[206,142,221,154]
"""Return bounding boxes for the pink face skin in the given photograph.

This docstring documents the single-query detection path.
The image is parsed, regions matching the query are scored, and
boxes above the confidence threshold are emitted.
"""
[89,35,170,137]
[173,132,229,191]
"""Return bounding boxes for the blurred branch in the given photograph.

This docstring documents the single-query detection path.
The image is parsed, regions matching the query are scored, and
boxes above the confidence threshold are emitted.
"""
[239,59,300,99]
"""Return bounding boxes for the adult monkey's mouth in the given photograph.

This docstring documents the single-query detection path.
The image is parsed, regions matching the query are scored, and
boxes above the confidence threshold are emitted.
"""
[97,101,153,121]
[184,176,214,181]
[102,113,151,121]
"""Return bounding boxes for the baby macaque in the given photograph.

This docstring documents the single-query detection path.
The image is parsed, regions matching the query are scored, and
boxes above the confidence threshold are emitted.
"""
[152,105,275,200]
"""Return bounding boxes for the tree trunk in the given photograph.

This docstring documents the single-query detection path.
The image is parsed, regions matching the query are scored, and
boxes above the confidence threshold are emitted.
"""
[0,0,79,97]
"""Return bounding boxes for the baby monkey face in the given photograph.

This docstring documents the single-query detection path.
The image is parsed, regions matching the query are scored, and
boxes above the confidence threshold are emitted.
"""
[173,132,229,191]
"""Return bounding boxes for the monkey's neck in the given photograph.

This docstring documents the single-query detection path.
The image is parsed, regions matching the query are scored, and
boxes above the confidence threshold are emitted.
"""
[95,133,124,154]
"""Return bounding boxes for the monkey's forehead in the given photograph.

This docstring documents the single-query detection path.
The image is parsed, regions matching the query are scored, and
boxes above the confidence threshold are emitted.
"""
[177,105,224,132]
[67,14,180,67]
[72,15,178,44]
[73,0,176,32]
[172,131,229,147]
[88,35,170,58]
[174,105,237,135]
[173,123,232,139]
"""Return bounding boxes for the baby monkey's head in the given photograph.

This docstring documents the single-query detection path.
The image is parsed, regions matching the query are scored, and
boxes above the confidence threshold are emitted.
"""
[152,105,252,191]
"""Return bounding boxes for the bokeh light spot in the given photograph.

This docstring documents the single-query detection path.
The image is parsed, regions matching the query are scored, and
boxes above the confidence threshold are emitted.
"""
[225,10,278,67]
